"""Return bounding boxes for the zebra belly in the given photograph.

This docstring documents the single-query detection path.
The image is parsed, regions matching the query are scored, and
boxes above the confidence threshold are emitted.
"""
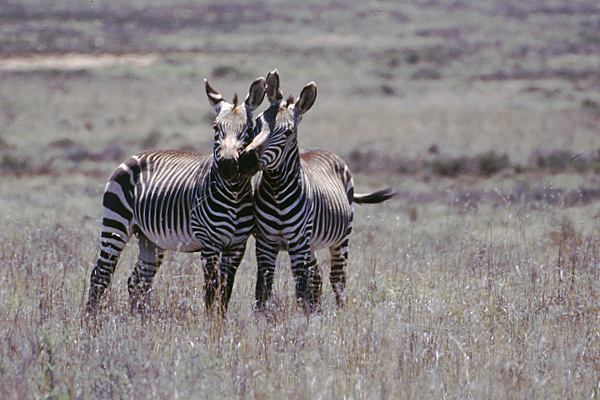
[254,208,351,252]
[137,227,203,252]
[194,226,252,250]
[310,231,346,251]
[255,219,344,252]
[309,237,332,251]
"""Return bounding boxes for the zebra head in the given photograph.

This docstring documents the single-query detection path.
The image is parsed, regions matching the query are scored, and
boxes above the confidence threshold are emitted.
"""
[205,76,266,179]
[239,69,317,175]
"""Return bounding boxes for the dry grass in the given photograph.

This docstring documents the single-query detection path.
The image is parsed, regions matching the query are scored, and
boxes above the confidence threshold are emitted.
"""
[1,1,600,398]
[1,176,598,399]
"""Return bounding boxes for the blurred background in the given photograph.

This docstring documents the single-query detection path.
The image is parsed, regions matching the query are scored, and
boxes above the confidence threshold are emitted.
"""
[1,0,599,181]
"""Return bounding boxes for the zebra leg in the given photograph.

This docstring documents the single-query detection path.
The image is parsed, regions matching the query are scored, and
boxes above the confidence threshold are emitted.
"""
[127,233,165,314]
[202,248,221,315]
[86,228,131,315]
[218,243,246,313]
[87,166,136,315]
[254,238,279,310]
[307,251,322,312]
[288,239,312,311]
[329,238,350,308]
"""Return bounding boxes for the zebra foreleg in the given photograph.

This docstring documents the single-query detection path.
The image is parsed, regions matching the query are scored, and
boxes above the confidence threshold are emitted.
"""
[202,248,222,315]
[127,233,165,315]
[329,238,350,308]
[288,239,312,312]
[254,239,278,311]
[218,244,246,313]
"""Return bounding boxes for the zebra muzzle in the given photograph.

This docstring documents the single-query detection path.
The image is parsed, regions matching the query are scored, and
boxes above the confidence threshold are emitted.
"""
[238,149,260,177]
[218,157,238,179]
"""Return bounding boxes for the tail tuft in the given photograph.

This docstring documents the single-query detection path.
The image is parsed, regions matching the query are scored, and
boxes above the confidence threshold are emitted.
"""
[353,187,396,204]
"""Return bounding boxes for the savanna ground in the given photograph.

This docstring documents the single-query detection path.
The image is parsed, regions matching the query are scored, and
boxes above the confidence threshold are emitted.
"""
[1,0,599,398]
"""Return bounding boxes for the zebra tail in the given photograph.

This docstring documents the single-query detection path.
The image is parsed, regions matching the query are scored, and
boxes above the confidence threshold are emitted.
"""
[353,187,396,204]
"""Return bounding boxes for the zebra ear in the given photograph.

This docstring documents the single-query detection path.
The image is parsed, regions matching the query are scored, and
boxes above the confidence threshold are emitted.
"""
[266,69,283,104]
[245,77,266,112]
[295,82,317,115]
[204,79,224,113]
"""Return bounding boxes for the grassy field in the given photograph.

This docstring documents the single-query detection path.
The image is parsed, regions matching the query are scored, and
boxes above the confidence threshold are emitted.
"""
[1,0,599,398]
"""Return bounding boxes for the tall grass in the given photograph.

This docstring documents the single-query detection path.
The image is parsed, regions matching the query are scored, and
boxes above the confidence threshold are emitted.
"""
[1,186,598,398]
[1,1,599,398]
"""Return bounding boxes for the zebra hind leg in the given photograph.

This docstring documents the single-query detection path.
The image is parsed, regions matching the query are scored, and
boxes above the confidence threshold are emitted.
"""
[86,228,131,315]
[127,233,165,315]
[329,238,350,308]
[307,251,322,313]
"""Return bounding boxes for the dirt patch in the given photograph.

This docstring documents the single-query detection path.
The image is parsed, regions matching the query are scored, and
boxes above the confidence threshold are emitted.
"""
[0,53,159,71]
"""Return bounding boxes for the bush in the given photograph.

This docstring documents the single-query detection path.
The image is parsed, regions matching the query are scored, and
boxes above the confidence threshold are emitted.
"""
[478,151,510,176]
[411,67,442,80]
[532,150,573,172]
[428,151,510,177]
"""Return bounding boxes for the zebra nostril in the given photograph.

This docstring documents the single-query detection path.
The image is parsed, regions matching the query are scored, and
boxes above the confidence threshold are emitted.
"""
[239,150,260,176]
[218,158,238,179]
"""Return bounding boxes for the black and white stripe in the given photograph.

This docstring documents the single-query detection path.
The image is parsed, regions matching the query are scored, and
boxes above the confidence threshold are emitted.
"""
[86,77,266,315]
[240,70,395,311]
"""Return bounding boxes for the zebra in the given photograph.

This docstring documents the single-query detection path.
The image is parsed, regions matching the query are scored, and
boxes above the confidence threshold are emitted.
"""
[238,70,395,312]
[86,77,266,316]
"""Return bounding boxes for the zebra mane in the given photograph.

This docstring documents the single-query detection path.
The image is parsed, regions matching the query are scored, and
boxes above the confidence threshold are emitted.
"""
[286,95,295,105]
[232,93,239,107]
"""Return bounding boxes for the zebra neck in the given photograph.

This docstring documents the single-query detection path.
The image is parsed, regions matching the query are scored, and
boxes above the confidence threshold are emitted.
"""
[263,148,303,193]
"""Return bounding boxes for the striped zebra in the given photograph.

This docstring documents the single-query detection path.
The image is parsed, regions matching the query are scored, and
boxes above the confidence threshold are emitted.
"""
[86,77,266,315]
[239,70,395,311]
